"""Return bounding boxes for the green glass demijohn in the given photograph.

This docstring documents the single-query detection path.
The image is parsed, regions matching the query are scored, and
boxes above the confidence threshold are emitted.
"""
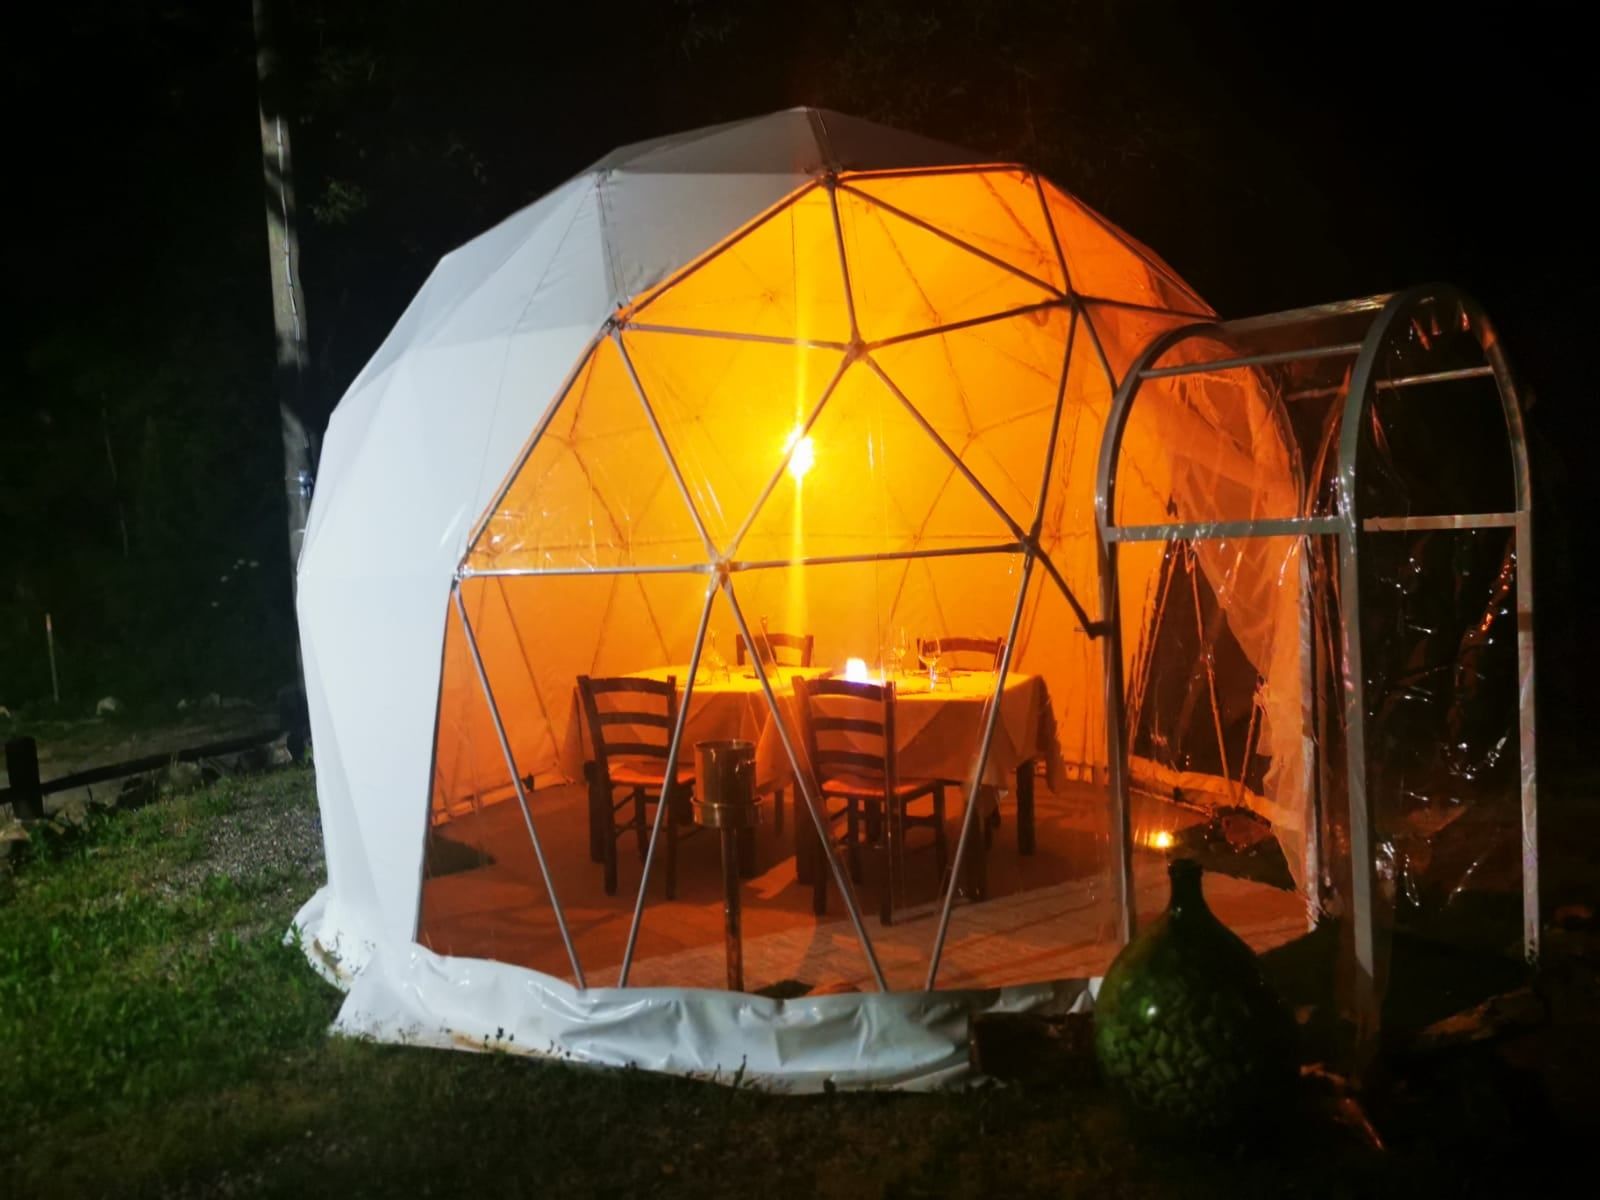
[1093,858,1296,1134]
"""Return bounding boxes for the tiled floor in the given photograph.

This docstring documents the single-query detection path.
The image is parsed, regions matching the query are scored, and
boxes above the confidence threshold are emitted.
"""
[418,779,1308,993]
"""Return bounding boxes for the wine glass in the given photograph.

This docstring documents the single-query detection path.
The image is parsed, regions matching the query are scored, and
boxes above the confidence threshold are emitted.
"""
[759,615,775,681]
[704,630,728,684]
[889,626,909,678]
[917,636,941,689]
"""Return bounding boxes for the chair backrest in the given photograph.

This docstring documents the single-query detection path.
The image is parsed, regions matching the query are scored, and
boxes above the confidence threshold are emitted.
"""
[576,675,678,776]
[792,676,897,792]
[919,635,1005,671]
[736,630,815,667]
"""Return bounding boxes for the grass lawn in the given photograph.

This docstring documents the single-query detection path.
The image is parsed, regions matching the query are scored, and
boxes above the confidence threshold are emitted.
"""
[0,766,1582,1197]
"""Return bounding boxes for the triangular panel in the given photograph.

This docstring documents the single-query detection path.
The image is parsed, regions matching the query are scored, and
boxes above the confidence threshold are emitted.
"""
[616,579,887,994]
[431,583,515,824]
[924,558,1122,988]
[622,329,847,556]
[736,359,1017,564]
[837,188,1057,343]
[419,580,584,985]
[466,337,709,571]
[1042,184,1210,316]
[725,551,1023,989]
[630,187,853,343]
[871,305,1073,532]
[1038,319,1119,559]
[844,170,1064,292]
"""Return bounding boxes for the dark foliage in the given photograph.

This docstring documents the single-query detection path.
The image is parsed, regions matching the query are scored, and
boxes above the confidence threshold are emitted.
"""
[3,2,1590,735]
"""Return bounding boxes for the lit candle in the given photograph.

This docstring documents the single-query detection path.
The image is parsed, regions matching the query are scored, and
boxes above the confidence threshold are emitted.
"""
[844,657,870,682]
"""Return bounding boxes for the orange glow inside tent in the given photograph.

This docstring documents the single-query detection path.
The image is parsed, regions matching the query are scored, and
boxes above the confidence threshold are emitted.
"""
[415,163,1317,997]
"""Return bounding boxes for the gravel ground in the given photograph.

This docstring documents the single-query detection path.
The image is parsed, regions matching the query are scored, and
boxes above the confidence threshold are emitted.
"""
[168,765,326,905]
[144,764,324,915]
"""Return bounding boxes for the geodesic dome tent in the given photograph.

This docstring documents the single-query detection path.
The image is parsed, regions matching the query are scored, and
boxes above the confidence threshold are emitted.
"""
[294,109,1537,1087]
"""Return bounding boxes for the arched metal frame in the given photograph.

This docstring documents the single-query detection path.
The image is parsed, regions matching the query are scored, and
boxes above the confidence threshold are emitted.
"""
[1335,285,1539,1025]
[1095,284,1538,1041]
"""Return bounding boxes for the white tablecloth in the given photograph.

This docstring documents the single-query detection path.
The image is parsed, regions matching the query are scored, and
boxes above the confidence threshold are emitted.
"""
[754,670,1064,793]
[560,666,1064,795]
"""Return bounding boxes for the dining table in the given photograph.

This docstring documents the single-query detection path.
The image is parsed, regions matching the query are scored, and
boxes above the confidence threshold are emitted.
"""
[560,664,1065,888]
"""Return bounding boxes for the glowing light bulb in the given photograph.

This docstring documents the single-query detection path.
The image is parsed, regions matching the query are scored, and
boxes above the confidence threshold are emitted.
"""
[785,427,815,482]
[844,657,870,682]
[1149,830,1175,851]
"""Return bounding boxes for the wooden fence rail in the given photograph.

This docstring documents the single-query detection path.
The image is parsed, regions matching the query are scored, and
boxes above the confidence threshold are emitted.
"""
[2,729,285,821]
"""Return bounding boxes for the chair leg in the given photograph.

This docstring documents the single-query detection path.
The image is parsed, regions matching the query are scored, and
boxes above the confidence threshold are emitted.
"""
[847,799,863,884]
[813,841,828,916]
[634,789,649,861]
[586,766,605,863]
[664,809,678,901]
[895,799,910,911]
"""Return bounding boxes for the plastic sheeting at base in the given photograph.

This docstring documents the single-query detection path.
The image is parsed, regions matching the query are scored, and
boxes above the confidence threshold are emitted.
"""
[291,885,1095,1092]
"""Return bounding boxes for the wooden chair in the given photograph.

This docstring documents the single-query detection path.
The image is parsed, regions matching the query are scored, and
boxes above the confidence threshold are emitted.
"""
[919,635,1005,672]
[577,675,694,899]
[735,629,813,836]
[736,630,815,668]
[791,676,947,925]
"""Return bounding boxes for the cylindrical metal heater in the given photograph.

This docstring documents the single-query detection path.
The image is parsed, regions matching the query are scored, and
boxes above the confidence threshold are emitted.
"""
[694,739,760,992]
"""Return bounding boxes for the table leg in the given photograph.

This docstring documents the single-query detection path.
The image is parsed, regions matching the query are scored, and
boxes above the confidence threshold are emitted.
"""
[881,797,901,926]
[963,837,989,902]
[963,787,992,901]
[1015,759,1036,856]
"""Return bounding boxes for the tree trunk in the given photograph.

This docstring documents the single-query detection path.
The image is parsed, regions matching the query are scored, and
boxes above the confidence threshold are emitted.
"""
[253,0,315,583]
[254,0,314,755]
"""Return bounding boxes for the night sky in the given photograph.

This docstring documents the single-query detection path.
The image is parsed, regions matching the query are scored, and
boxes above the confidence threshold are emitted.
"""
[4,1,1591,732]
